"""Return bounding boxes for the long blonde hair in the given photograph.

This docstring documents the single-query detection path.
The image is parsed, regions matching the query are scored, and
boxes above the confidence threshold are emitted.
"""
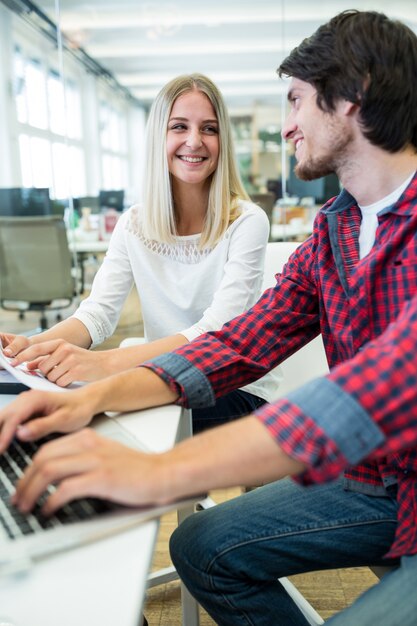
[142,73,249,248]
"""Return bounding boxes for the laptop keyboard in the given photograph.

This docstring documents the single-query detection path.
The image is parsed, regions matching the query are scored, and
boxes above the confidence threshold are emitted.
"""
[0,436,114,540]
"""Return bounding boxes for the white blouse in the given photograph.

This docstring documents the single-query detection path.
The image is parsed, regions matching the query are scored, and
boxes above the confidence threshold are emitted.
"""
[72,200,282,401]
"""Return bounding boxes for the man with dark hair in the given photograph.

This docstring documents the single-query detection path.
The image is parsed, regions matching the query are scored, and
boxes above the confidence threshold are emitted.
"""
[2,9,417,625]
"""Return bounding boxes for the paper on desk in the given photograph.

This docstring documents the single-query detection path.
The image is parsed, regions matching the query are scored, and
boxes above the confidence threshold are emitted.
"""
[0,339,71,392]
[0,369,22,384]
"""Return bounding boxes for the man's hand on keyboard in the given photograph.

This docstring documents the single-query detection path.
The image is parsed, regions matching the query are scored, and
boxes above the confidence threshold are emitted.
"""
[0,388,97,454]
[11,428,170,515]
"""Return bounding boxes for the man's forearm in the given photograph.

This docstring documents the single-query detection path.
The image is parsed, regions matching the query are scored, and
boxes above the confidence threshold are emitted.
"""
[105,333,189,374]
[86,365,179,415]
[156,416,306,502]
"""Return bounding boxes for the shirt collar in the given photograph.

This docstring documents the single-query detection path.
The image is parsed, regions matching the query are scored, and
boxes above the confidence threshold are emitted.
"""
[322,170,417,217]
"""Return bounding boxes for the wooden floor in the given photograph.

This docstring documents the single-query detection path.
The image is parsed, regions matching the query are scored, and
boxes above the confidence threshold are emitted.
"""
[0,290,379,625]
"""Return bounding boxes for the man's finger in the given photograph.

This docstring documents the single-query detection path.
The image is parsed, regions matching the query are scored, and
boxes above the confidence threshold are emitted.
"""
[0,391,43,453]
[42,473,102,515]
[14,453,97,513]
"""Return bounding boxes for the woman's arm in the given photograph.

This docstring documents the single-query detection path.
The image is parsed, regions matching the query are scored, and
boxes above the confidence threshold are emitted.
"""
[9,332,190,386]
[1,318,92,357]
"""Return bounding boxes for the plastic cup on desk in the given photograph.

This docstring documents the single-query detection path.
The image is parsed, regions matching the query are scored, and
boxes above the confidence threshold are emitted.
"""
[99,208,119,241]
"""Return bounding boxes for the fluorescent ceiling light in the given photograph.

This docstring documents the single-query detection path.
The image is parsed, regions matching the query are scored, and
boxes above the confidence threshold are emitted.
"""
[131,83,286,101]
[88,40,298,58]
[59,7,329,31]
[117,70,281,87]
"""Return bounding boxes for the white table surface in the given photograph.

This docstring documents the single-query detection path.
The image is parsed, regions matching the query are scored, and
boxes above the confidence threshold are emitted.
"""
[0,395,183,626]
[68,238,109,254]
[270,222,314,241]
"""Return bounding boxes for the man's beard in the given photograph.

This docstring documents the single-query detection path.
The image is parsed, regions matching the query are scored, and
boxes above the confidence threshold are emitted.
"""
[295,120,353,181]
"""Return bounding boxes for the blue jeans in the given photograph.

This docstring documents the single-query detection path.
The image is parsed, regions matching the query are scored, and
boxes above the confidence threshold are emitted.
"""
[191,390,266,434]
[169,477,416,625]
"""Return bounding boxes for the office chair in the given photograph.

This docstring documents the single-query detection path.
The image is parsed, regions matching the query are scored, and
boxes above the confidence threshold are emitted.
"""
[0,216,76,331]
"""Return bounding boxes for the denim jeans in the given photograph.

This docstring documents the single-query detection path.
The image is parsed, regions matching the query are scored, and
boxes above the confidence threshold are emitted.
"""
[191,389,266,434]
[169,477,415,626]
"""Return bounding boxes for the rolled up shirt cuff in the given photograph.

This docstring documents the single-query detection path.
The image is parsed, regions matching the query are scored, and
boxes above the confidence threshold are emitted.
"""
[255,377,386,484]
[142,353,216,409]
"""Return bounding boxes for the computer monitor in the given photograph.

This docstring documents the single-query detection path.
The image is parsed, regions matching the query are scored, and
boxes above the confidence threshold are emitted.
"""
[72,196,100,214]
[0,188,51,217]
[287,157,340,204]
[98,190,125,212]
[266,179,283,201]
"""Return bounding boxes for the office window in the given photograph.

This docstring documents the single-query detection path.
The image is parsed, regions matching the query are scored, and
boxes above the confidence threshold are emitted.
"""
[13,44,85,199]
[48,71,66,136]
[99,101,127,152]
[52,143,86,199]
[102,154,128,190]
[19,135,52,189]
[18,134,32,187]
[99,98,128,190]
[13,48,28,124]
[65,82,82,140]
[14,52,48,130]
[24,59,49,130]
[48,72,82,139]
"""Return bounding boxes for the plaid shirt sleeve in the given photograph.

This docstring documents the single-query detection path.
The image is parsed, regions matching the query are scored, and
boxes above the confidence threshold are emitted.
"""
[257,293,417,484]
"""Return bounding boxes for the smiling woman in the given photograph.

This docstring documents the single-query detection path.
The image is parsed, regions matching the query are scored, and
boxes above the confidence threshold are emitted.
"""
[165,89,220,234]
[2,73,280,434]
[167,90,219,189]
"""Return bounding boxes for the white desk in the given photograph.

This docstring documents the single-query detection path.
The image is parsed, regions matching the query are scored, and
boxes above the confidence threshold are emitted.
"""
[0,395,184,626]
[68,237,109,293]
[68,239,109,255]
[270,222,314,241]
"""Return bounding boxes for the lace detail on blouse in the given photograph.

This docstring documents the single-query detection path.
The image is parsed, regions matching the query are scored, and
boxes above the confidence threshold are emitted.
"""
[125,205,213,264]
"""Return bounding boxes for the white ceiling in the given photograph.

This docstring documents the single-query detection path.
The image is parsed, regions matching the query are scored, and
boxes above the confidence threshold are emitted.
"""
[35,0,417,113]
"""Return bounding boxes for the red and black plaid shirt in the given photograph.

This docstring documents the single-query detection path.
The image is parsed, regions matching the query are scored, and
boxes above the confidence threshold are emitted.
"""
[146,175,417,558]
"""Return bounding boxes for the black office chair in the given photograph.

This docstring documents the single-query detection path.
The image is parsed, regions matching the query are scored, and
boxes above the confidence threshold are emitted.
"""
[0,216,76,331]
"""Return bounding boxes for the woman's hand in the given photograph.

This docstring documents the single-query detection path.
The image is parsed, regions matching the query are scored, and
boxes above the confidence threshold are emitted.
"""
[0,387,98,453]
[12,429,170,515]
[0,332,31,357]
[9,340,115,386]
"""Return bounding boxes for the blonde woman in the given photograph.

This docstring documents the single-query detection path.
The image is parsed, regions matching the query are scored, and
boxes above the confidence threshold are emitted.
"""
[2,74,279,432]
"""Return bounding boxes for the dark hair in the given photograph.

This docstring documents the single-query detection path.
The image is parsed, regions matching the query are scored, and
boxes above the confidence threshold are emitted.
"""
[278,10,417,152]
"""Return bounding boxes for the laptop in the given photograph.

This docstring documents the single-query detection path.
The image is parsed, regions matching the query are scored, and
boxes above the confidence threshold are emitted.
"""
[0,402,201,579]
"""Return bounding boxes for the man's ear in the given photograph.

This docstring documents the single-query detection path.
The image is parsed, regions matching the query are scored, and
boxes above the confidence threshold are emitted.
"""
[341,100,359,117]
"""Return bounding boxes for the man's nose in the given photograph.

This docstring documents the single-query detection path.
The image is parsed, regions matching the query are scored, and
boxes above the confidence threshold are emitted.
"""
[281,115,297,141]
